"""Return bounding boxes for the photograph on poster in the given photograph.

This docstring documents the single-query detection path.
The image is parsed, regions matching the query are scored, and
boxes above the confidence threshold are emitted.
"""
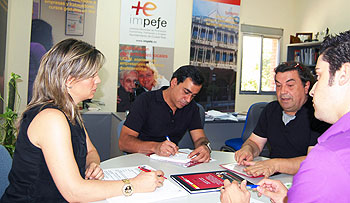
[190,0,240,112]
[117,0,176,112]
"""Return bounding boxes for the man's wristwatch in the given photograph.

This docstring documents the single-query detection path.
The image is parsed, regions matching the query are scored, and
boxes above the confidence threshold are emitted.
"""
[205,142,212,153]
[122,179,134,196]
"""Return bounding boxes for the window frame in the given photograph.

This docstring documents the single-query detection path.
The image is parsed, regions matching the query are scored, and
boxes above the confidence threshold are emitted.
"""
[239,24,283,95]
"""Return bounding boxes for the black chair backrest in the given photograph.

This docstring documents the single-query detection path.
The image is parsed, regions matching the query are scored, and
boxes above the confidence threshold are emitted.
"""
[196,103,205,128]
[178,103,205,149]
[241,102,268,142]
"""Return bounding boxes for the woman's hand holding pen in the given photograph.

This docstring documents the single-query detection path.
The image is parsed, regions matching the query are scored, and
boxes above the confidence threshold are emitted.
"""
[85,162,104,180]
[131,170,165,192]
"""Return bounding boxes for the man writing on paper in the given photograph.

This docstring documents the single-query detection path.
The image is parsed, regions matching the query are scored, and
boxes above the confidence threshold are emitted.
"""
[119,65,211,163]
[221,30,350,203]
[235,62,330,178]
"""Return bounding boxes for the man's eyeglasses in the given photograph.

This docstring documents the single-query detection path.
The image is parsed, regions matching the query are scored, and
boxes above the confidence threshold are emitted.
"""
[279,62,304,71]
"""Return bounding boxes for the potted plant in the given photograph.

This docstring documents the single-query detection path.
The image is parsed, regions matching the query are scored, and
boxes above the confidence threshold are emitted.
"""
[0,72,21,157]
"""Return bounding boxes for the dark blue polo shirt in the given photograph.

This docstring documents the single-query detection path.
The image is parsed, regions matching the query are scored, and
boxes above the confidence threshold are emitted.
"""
[124,86,202,145]
[254,98,330,158]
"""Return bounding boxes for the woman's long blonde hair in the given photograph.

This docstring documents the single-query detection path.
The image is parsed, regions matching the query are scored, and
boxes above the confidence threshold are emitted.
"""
[21,38,104,126]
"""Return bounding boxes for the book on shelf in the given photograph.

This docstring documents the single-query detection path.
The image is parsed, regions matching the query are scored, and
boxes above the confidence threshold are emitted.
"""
[103,165,187,203]
[170,170,253,194]
[292,47,319,66]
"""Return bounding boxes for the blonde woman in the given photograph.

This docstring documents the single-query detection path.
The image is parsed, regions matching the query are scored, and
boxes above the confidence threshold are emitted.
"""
[1,39,164,202]
[135,61,169,91]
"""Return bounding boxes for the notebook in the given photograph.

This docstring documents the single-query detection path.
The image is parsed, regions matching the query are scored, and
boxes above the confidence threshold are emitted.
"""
[170,170,253,194]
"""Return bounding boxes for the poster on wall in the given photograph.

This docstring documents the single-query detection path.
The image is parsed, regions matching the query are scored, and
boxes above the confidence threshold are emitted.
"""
[65,0,85,36]
[28,0,98,104]
[117,0,176,112]
[190,0,240,112]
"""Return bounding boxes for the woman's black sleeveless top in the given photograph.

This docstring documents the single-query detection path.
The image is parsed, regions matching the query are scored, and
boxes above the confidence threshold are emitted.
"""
[1,104,87,202]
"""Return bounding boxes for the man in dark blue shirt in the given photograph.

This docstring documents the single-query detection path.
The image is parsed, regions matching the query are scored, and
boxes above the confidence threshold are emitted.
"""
[119,65,211,163]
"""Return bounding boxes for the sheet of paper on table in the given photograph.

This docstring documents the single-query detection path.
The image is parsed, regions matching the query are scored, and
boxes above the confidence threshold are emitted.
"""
[149,148,215,167]
[220,163,264,178]
[103,165,187,203]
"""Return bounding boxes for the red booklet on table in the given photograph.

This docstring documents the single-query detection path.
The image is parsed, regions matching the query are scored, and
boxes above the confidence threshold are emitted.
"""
[170,170,253,194]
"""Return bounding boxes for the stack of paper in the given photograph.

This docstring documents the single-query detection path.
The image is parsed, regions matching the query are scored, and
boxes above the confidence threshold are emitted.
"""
[149,149,202,167]
[103,165,187,203]
[205,110,238,121]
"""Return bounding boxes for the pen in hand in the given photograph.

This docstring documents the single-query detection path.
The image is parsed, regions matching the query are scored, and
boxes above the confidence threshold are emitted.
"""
[138,166,167,179]
[165,136,180,155]
[220,184,259,190]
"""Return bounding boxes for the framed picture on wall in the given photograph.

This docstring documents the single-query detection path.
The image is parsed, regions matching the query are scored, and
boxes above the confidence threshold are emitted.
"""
[296,33,313,42]
[65,0,85,36]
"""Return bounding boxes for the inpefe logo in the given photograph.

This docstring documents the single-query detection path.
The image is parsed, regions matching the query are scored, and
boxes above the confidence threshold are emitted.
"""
[131,1,157,16]
[129,1,167,29]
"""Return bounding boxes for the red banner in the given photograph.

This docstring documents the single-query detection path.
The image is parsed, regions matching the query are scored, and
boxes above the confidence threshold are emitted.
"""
[204,0,241,6]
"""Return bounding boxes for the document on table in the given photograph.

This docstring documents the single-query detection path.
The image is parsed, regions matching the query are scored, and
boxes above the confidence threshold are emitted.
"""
[150,149,192,163]
[103,165,188,203]
[149,149,215,167]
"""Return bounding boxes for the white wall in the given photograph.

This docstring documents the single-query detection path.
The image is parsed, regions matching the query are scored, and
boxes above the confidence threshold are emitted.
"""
[5,0,32,113]
[40,1,97,45]
[295,0,350,36]
[5,0,350,113]
[234,0,297,112]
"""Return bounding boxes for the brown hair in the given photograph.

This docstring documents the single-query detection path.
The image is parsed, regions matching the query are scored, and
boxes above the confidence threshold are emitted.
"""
[22,38,104,126]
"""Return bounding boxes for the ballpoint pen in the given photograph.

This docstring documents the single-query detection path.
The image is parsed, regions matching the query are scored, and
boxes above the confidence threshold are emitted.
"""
[246,185,259,189]
[219,184,259,190]
[138,166,167,179]
[165,136,185,154]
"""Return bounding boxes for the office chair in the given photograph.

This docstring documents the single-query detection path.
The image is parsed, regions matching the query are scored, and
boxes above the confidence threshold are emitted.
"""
[220,102,270,157]
[0,145,12,196]
[117,120,128,155]
[178,103,205,149]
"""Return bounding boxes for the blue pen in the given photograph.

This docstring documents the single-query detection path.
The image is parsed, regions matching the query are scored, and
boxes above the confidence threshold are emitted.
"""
[246,185,259,189]
[219,184,259,190]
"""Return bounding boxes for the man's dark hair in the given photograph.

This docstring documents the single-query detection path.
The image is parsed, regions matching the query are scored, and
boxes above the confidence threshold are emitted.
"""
[171,65,204,85]
[275,62,315,88]
[320,30,350,85]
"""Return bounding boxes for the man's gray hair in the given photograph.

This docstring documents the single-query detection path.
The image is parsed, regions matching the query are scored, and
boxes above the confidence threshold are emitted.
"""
[120,70,138,80]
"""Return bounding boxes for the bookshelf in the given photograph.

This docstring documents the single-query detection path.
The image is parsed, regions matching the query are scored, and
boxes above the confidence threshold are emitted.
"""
[286,41,322,67]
